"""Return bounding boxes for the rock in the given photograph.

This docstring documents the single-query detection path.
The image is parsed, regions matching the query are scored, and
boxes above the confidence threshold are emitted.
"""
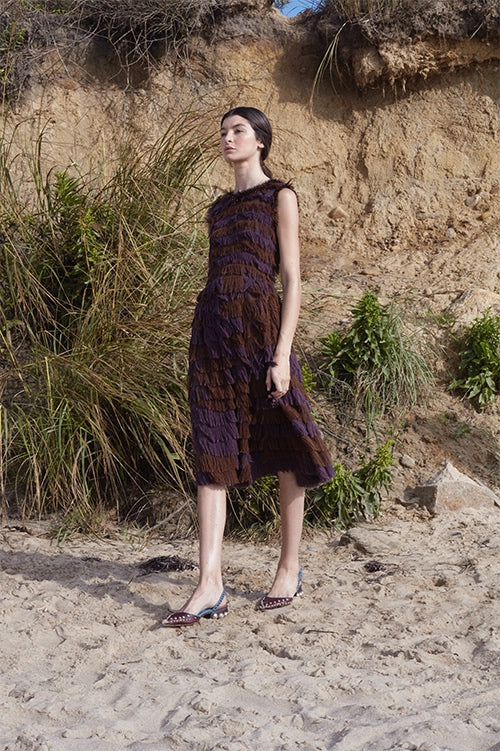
[445,226,457,238]
[406,461,500,515]
[400,453,416,468]
[192,697,212,714]
[328,205,348,221]
[475,477,500,508]
[447,287,500,325]
[464,193,480,207]
[465,190,489,209]
[345,526,404,555]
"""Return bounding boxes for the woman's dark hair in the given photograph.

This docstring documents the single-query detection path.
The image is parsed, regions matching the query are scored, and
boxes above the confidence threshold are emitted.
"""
[221,106,273,178]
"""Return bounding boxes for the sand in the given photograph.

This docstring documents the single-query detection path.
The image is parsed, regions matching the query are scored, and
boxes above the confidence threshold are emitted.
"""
[1,502,499,751]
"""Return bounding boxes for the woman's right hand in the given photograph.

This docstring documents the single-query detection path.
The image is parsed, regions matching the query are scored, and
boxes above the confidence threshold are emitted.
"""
[266,355,290,401]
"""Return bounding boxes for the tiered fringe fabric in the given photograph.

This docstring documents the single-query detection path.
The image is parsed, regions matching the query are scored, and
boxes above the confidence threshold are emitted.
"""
[188,179,334,488]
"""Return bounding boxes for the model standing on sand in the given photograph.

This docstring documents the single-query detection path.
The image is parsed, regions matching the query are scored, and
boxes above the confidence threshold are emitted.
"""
[163,106,334,628]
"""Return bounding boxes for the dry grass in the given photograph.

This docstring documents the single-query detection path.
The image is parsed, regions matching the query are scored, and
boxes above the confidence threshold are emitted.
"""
[0,112,216,523]
[0,0,274,99]
[2,1,497,100]
[318,0,499,41]
[311,0,499,97]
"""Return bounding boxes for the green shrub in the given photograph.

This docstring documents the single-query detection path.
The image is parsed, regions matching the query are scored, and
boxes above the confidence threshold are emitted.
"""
[449,309,500,408]
[0,114,214,520]
[307,439,394,529]
[319,292,432,432]
[226,441,393,536]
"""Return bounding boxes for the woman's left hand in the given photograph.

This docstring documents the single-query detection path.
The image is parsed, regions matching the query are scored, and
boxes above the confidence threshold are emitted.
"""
[266,355,290,401]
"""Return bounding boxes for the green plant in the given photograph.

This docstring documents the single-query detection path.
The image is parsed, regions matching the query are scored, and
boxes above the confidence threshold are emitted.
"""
[455,423,472,438]
[0,113,215,522]
[422,309,456,328]
[51,502,115,544]
[307,439,393,529]
[227,475,280,538]
[319,292,432,432]
[449,308,500,408]
[301,362,317,395]
[225,441,394,537]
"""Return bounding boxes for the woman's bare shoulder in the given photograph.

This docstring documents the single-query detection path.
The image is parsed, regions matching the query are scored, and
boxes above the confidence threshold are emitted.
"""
[277,185,298,215]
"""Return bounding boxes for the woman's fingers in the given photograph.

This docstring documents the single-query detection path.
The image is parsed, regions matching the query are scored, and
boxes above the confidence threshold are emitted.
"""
[265,368,273,392]
[270,375,290,396]
[266,363,290,398]
[273,381,289,395]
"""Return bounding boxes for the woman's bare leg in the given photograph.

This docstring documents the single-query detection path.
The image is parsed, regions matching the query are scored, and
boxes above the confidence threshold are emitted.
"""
[266,471,305,597]
[176,484,227,613]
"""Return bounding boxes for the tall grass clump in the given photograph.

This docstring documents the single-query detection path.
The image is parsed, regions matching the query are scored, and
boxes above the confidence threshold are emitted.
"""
[0,114,214,521]
[319,292,432,433]
[449,308,500,409]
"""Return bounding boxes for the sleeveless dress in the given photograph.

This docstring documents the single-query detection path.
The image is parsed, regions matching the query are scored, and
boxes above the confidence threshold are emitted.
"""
[188,179,334,488]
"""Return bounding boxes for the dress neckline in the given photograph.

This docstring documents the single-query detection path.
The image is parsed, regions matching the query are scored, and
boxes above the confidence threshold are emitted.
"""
[231,178,273,196]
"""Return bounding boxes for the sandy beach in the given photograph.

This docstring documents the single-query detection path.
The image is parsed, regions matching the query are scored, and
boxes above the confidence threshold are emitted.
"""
[1,501,498,751]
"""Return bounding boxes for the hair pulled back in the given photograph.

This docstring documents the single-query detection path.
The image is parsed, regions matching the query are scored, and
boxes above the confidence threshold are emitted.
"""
[221,106,273,178]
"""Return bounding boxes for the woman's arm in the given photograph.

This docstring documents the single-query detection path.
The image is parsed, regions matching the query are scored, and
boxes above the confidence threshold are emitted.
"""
[266,187,301,398]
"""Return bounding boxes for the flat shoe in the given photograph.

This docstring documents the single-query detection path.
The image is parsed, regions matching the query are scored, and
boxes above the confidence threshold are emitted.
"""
[258,569,303,611]
[162,589,228,628]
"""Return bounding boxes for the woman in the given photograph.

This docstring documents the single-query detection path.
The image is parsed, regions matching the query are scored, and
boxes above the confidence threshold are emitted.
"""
[163,107,334,627]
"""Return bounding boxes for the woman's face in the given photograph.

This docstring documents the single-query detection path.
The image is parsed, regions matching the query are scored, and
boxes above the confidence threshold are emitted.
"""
[220,115,263,166]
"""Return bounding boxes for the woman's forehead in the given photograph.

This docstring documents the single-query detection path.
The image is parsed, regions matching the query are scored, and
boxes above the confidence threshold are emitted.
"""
[221,115,251,130]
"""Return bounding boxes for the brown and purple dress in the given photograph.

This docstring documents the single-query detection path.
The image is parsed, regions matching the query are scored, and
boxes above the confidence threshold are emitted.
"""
[188,179,334,488]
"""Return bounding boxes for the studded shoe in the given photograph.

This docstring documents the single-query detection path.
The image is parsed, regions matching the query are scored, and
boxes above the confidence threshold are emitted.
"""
[162,589,228,627]
[258,569,303,611]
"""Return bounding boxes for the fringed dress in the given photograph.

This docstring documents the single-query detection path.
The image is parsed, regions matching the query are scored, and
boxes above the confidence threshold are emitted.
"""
[188,179,334,488]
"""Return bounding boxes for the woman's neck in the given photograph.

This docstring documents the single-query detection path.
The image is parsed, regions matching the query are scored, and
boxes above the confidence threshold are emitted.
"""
[233,165,269,193]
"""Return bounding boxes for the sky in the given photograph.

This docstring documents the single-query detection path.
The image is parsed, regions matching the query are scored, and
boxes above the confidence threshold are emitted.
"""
[278,1,318,17]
